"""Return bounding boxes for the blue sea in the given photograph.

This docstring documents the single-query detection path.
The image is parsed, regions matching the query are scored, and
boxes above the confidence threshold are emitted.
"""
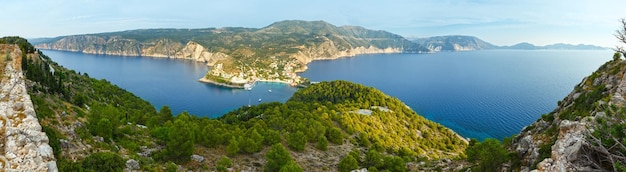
[42,49,613,140]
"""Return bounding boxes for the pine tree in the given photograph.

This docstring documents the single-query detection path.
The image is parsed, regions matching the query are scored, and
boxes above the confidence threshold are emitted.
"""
[95,118,113,140]
[317,135,328,151]
[287,131,306,151]
[265,144,293,172]
[227,138,240,156]
[165,119,195,162]
[338,155,359,172]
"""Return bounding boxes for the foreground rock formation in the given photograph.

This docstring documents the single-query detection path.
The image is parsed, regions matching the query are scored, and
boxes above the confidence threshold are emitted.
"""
[509,55,626,171]
[0,44,57,171]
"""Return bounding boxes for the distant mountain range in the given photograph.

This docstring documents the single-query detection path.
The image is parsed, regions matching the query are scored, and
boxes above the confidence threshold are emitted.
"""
[502,42,608,50]
[410,35,497,52]
[409,35,608,52]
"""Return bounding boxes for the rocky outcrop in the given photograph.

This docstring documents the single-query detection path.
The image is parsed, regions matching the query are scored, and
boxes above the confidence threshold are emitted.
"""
[534,120,591,172]
[292,39,402,75]
[509,58,626,171]
[173,41,228,66]
[294,43,401,64]
[125,159,140,171]
[0,44,57,171]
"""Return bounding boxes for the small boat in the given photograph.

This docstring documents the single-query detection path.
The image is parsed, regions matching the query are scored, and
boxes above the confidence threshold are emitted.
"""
[258,98,262,102]
[244,83,253,91]
[268,89,272,93]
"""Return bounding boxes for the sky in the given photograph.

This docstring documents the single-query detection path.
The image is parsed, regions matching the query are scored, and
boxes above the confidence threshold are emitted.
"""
[0,0,624,47]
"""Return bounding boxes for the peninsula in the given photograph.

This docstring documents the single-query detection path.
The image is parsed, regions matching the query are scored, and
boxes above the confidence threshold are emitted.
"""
[34,20,427,88]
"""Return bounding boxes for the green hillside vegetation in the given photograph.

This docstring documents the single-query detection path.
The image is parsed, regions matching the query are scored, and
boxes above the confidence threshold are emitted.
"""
[5,37,465,171]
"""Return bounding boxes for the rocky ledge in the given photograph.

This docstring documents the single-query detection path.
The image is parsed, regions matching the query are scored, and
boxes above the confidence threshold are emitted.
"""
[0,44,57,171]
[509,56,626,171]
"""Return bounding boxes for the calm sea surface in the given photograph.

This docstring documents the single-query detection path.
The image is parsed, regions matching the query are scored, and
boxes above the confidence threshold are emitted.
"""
[42,49,613,140]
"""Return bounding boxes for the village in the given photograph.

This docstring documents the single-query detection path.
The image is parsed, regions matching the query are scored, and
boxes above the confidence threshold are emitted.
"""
[203,56,304,89]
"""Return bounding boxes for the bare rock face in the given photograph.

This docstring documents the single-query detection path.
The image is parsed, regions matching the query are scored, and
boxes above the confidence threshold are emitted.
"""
[532,120,589,172]
[509,59,626,171]
[125,159,140,171]
[35,36,229,66]
[174,41,228,66]
[0,45,57,171]
[293,39,402,65]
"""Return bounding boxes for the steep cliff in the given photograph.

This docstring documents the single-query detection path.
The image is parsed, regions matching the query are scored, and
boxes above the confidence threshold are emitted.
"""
[0,44,57,171]
[34,20,427,87]
[508,53,626,171]
[36,36,228,66]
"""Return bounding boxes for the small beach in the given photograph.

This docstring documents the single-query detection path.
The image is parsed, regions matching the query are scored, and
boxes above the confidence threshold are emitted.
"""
[198,77,296,89]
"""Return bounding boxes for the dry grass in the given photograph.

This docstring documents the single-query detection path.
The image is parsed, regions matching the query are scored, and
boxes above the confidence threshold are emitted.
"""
[0,51,7,75]
[0,44,20,79]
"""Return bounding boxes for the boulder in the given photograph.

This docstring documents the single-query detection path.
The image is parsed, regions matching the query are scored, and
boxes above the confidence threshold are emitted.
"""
[350,168,368,172]
[93,136,104,142]
[126,159,140,170]
[191,154,204,162]
[59,139,71,149]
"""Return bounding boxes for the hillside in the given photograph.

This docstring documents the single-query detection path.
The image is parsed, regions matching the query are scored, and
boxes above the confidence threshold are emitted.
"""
[503,52,626,171]
[410,35,496,52]
[34,20,427,88]
[9,37,466,171]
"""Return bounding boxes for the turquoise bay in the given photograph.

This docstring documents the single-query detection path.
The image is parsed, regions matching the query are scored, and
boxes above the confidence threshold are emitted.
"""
[42,49,612,140]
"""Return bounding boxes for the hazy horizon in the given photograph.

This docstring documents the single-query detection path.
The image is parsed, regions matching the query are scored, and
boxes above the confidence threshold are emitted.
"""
[1,0,624,47]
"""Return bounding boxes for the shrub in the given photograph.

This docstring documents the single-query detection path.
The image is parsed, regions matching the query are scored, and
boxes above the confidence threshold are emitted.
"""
[317,135,328,151]
[81,152,125,172]
[287,131,306,151]
[465,138,509,172]
[216,156,233,172]
[338,155,359,172]
[265,144,293,172]
[327,127,343,144]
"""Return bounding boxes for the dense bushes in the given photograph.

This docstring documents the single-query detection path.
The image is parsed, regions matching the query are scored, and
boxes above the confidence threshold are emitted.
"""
[265,144,299,172]
[81,152,125,172]
[465,138,509,172]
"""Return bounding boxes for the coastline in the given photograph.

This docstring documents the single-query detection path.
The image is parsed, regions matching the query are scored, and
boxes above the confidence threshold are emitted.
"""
[41,47,408,89]
[197,77,296,89]
[197,77,245,89]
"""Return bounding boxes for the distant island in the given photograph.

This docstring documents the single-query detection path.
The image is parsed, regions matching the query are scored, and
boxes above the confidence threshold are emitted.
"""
[33,21,607,88]
[410,35,608,52]
[501,42,608,50]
